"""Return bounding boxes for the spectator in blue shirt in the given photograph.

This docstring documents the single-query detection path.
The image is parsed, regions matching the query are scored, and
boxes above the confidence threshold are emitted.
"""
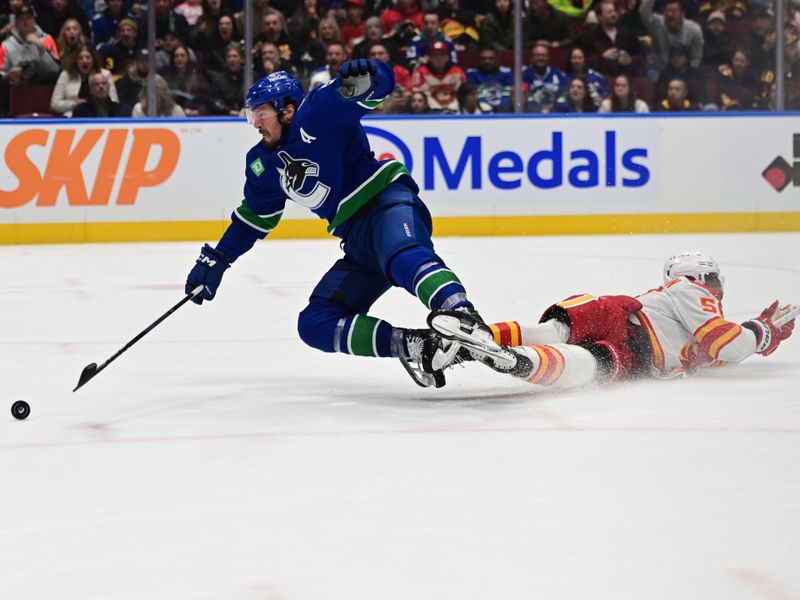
[522,41,569,112]
[465,47,512,112]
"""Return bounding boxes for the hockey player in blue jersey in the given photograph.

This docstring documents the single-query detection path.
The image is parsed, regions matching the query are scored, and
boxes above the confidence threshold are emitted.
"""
[184,60,484,388]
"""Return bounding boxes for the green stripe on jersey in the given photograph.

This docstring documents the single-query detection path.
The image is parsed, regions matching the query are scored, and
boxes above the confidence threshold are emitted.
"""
[357,96,387,110]
[416,269,462,309]
[349,315,380,356]
[235,201,284,234]
[327,161,410,233]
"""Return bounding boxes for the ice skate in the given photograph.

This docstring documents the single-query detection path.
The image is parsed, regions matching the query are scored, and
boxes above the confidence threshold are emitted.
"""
[427,308,522,372]
[399,328,461,388]
[460,344,534,378]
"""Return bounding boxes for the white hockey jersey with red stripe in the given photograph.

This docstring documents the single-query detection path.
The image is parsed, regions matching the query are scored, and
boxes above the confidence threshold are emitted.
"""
[632,277,758,377]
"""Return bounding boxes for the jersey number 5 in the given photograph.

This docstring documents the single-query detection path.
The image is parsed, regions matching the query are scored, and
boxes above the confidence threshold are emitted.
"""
[700,297,719,314]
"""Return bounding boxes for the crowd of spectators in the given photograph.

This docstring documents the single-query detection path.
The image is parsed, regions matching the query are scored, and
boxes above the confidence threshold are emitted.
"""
[1,0,799,117]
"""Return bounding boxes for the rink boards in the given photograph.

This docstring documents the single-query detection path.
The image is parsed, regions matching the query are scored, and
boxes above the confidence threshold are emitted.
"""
[1,113,799,244]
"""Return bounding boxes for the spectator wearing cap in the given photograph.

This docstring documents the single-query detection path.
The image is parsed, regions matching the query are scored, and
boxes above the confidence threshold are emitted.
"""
[91,0,132,47]
[521,41,568,112]
[525,0,571,49]
[465,47,512,112]
[0,2,60,85]
[410,38,465,112]
[656,43,704,104]
[37,0,90,40]
[309,41,347,89]
[114,46,148,114]
[658,77,700,109]
[340,0,366,49]
[381,0,424,34]
[715,46,758,109]
[72,69,122,116]
[131,73,186,116]
[701,10,733,71]
[406,11,456,69]
[639,0,703,71]
[698,0,746,21]
[99,17,141,76]
[369,41,411,90]
[51,43,117,115]
[582,0,643,78]
[479,0,515,51]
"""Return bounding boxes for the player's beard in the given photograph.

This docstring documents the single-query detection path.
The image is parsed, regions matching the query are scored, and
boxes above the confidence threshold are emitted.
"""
[261,114,289,149]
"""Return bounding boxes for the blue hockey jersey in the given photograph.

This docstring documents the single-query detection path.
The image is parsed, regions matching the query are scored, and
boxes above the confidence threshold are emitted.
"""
[522,65,569,112]
[233,61,414,242]
[465,66,513,112]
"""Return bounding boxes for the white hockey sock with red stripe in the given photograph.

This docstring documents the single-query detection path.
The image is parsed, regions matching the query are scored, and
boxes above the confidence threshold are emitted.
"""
[489,319,570,346]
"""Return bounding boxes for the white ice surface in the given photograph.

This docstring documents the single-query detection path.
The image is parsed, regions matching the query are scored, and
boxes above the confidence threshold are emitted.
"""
[1,233,799,600]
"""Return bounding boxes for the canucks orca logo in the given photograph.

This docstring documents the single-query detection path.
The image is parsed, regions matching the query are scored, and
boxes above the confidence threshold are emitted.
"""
[276,151,331,209]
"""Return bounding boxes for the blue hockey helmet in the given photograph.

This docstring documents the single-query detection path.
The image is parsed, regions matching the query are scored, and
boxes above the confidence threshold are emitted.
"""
[246,71,304,114]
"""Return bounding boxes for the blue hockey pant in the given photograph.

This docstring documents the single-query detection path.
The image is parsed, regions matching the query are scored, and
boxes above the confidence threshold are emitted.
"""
[297,182,472,357]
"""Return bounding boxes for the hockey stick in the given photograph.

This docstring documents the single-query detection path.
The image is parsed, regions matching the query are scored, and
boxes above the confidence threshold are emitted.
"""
[73,285,203,392]
[774,304,799,327]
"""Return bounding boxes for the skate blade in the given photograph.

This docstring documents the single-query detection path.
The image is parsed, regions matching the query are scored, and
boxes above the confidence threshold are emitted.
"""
[399,358,446,388]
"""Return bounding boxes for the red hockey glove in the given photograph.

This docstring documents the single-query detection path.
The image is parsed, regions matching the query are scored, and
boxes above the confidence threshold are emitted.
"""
[741,301,796,356]
[680,342,715,372]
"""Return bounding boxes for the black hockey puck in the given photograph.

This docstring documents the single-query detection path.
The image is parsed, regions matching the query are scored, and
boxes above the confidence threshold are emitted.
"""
[11,400,30,420]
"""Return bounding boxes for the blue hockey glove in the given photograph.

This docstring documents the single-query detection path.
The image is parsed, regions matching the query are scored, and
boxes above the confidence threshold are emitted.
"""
[185,244,231,305]
[339,59,378,99]
[340,58,378,78]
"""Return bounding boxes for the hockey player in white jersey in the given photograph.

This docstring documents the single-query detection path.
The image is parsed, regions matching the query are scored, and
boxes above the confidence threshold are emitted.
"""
[429,252,797,389]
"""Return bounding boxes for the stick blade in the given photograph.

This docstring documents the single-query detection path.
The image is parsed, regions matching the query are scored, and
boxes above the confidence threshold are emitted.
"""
[73,363,99,392]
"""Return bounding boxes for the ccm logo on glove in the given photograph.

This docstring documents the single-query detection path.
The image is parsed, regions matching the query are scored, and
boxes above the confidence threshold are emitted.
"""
[185,244,231,304]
